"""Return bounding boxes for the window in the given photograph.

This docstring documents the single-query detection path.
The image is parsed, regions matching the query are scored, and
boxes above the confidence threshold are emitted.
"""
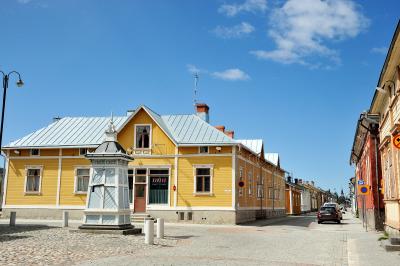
[135,125,151,149]
[275,189,280,200]
[248,172,253,196]
[30,149,40,156]
[149,169,169,204]
[79,148,88,156]
[75,168,90,193]
[25,167,42,193]
[199,146,209,154]
[195,167,211,193]
[268,187,273,199]
[239,167,243,197]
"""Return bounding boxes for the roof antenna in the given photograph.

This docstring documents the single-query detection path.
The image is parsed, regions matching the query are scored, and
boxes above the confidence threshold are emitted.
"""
[193,72,199,110]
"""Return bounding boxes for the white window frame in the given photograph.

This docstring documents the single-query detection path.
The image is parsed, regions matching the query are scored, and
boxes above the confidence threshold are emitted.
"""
[79,148,88,156]
[30,149,40,156]
[24,165,43,194]
[193,164,213,195]
[134,124,152,149]
[239,167,243,197]
[248,171,253,196]
[74,167,91,194]
[199,146,209,154]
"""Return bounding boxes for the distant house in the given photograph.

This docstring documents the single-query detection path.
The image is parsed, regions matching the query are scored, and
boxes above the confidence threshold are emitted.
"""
[285,177,302,215]
[1,104,286,224]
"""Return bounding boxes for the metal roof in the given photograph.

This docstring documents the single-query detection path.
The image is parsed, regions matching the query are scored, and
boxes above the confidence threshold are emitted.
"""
[162,114,236,145]
[265,153,279,166]
[236,139,263,155]
[5,106,237,148]
[6,116,128,148]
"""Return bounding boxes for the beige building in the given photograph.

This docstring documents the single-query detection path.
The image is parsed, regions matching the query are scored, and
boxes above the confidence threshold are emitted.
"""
[370,20,400,236]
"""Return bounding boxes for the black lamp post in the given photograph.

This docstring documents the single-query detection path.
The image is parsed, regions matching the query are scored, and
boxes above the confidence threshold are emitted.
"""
[0,71,24,151]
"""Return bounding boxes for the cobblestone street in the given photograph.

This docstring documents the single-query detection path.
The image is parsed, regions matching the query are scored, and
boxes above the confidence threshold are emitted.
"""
[1,212,399,265]
[0,223,177,265]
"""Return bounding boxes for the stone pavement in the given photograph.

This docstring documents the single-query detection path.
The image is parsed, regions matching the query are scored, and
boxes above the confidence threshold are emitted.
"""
[0,213,399,265]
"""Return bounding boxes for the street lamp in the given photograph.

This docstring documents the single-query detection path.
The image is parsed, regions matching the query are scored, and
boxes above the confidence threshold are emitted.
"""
[0,70,24,150]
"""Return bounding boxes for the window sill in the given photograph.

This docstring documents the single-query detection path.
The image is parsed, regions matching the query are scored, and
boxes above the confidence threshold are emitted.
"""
[74,192,87,195]
[24,192,41,195]
[193,192,214,197]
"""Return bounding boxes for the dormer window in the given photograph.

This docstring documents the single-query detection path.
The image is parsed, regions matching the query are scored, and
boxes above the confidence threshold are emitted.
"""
[79,148,88,156]
[135,125,151,149]
[30,149,40,156]
[199,146,209,154]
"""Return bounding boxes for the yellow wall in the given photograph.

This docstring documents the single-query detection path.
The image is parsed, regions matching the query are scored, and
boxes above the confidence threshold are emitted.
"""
[59,158,90,206]
[177,156,232,207]
[6,158,58,205]
[118,109,176,155]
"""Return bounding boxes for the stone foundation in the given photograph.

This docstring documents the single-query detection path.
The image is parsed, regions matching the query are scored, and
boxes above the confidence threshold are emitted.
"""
[1,208,84,220]
[148,210,236,224]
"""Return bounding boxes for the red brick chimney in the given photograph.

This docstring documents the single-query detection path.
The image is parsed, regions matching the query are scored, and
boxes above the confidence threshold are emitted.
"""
[195,103,210,123]
[214,125,225,132]
[225,130,234,139]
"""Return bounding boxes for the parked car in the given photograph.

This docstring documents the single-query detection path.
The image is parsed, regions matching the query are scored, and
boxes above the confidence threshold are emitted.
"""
[317,206,341,224]
[323,202,343,220]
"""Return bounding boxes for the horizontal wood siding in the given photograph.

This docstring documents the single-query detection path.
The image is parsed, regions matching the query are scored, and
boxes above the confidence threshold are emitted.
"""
[6,159,58,205]
[59,158,90,206]
[177,156,232,207]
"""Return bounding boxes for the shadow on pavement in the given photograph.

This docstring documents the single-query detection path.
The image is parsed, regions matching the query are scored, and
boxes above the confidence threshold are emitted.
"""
[0,224,56,242]
[166,235,198,240]
[241,215,317,228]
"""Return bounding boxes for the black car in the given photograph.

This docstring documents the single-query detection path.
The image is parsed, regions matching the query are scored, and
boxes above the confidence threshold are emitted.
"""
[317,206,341,224]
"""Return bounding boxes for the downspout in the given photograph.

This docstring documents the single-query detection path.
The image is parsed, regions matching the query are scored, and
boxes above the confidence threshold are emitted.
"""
[373,131,381,220]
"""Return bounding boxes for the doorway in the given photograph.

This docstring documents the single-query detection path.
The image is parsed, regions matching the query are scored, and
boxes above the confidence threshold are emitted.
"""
[133,169,147,213]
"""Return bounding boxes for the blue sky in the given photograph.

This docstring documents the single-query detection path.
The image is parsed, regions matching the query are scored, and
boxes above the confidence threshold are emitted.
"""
[1,0,399,194]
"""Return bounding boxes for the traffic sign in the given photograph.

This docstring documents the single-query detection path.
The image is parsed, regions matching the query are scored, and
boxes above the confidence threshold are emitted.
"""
[358,180,365,185]
[358,185,370,195]
[393,134,400,149]
[238,181,245,188]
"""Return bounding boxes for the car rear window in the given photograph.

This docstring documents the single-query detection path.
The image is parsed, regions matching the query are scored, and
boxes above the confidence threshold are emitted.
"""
[321,207,335,212]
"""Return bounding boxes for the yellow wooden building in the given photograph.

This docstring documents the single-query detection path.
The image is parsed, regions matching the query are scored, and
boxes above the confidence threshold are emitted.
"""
[1,104,286,224]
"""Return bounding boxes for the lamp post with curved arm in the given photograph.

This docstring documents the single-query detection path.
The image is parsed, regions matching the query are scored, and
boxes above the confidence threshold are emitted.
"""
[0,71,24,150]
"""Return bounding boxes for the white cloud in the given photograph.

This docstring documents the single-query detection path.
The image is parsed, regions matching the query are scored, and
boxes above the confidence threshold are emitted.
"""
[213,22,255,39]
[212,69,250,81]
[371,46,387,55]
[219,0,267,17]
[17,0,32,4]
[186,64,208,74]
[250,0,369,66]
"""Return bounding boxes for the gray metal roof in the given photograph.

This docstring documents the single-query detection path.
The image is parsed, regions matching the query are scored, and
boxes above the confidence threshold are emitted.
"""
[236,139,263,155]
[162,114,236,145]
[6,116,128,148]
[5,106,237,148]
[265,153,279,166]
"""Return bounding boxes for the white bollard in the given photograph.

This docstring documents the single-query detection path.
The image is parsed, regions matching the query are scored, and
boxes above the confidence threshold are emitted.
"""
[144,219,154,245]
[62,211,69,227]
[9,211,16,226]
[157,218,164,239]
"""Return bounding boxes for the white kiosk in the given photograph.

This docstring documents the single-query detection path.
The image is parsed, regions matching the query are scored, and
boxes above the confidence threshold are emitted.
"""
[79,119,140,234]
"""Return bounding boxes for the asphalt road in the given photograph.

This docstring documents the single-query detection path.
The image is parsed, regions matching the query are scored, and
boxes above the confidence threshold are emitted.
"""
[79,212,399,266]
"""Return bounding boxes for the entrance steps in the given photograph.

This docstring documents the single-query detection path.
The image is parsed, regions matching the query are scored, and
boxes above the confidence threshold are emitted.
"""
[131,212,157,224]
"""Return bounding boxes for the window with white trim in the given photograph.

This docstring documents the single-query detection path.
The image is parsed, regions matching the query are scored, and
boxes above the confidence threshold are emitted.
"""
[79,148,88,156]
[135,125,151,149]
[268,187,273,199]
[195,167,211,193]
[239,167,243,197]
[75,168,90,193]
[199,146,209,154]
[30,149,40,156]
[248,171,252,196]
[25,168,42,193]
[274,189,280,200]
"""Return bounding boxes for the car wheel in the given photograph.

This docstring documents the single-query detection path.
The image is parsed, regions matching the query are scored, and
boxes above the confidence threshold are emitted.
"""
[318,221,321,224]
[337,220,341,224]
